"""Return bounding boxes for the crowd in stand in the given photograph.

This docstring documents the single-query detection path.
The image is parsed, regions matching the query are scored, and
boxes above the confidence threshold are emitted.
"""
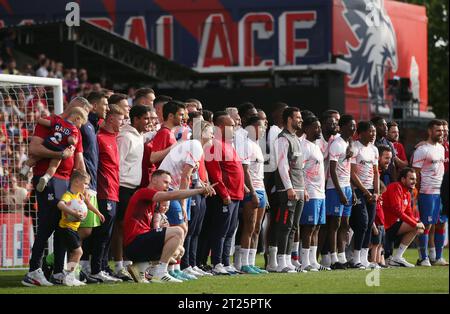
[0,49,135,217]
[4,85,444,287]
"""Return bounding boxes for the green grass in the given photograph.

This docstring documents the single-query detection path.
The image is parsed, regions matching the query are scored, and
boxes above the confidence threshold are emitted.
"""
[0,249,448,294]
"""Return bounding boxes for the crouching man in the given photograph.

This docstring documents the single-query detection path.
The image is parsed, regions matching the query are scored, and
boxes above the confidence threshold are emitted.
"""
[383,167,425,267]
[123,170,216,283]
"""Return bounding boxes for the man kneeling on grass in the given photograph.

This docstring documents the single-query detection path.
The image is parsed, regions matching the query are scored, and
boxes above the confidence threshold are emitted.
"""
[383,167,425,267]
[123,170,216,283]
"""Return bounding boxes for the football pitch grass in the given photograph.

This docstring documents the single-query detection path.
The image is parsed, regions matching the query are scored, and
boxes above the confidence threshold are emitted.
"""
[0,249,448,294]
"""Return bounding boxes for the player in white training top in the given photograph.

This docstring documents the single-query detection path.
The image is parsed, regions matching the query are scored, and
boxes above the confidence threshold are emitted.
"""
[412,119,445,266]
[299,116,329,272]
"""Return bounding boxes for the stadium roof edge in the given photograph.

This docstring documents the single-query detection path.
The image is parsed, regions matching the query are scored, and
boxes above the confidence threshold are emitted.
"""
[193,58,351,75]
[1,20,197,84]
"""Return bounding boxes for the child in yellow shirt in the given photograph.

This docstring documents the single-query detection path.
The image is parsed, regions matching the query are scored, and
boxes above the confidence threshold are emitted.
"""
[56,169,104,286]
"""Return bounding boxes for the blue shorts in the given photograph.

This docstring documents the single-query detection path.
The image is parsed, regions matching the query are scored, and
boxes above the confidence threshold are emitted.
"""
[243,190,267,208]
[166,187,191,224]
[300,198,326,225]
[419,194,441,225]
[438,200,448,224]
[167,198,191,225]
[325,187,352,217]
[438,214,448,224]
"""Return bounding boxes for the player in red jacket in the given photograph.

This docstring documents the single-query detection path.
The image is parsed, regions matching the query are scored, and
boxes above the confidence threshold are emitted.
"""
[383,167,425,267]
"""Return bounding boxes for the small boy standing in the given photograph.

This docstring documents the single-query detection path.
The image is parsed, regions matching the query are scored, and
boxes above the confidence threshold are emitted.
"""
[55,169,104,286]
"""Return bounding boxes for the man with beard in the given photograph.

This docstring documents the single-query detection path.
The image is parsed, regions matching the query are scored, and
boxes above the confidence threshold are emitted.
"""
[112,105,150,280]
[204,112,245,275]
[299,116,329,272]
[371,116,397,185]
[271,107,305,273]
[412,119,445,266]
[316,110,340,266]
[386,121,408,172]
[264,102,287,271]
[383,168,425,267]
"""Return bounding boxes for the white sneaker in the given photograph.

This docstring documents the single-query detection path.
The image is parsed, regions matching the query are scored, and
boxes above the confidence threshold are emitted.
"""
[417,257,432,267]
[301,264,318,272]
[212,263,230,275]
[291,259,301,268]
[152,272,183,283]
[276,265,296,273]
[127,264,149,283]
[114,268,133,281]
[50,272,65,285]
[36,176,49,192]
[91,271,122,283]
[360,260,370,268]
[367,262,381,269]
[311,263,331,271]
[146,264,156,274]
[183,266,203,277]
[285,260,296,271]
[224,265,237,274]
[266,264,278,272]
[63,272,86,286]
[22,268,53,287]
[193,266,213,276]
[433,258,449,266]
[388,256,415,268]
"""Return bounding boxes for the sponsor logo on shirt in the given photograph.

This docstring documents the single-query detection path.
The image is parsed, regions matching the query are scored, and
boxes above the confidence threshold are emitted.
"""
[431,159,444,164]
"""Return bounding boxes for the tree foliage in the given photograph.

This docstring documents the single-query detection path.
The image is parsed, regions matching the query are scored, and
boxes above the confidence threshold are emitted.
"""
[404,0,449,118]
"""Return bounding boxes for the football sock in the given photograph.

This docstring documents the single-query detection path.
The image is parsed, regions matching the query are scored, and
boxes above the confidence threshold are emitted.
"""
[309,246,318,265]
[395,243,408,259]
[419,232,429,259]
[330,252,338,264]
[249,249,257,266]
[435,229,446,260]
[240,248,250,266]
[115,261,123,272]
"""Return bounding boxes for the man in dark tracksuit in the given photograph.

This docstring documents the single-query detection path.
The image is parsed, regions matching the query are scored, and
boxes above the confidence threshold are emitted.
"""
[78,93,103,282]
[271,107,305,273]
